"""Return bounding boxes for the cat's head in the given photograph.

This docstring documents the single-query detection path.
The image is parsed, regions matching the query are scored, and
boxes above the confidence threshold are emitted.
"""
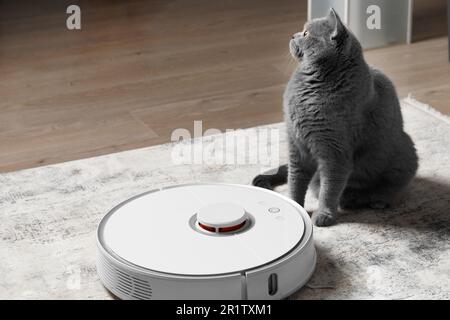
[289,8,361,64]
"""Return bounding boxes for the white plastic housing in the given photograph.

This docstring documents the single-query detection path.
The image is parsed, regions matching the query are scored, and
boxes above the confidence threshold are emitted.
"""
[96,183,316,300]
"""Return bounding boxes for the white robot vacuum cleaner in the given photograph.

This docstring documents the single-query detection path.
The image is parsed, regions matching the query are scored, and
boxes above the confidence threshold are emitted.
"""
[96,183,316,300]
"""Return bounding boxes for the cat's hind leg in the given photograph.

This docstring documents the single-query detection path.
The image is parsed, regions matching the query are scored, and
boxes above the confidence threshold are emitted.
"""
[340,171,415,210]
[366,170,415,209]
[367,144,418,209]
[339,187,371,209]
[340,186,393,209]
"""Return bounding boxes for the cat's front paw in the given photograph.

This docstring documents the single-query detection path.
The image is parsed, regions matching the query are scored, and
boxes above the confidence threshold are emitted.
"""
[312,211,336,227]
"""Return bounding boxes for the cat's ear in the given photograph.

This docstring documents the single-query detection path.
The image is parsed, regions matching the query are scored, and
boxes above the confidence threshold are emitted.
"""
[327,8,346,41]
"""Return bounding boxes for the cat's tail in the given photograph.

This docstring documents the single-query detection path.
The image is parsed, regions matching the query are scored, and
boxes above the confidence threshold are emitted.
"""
[252,164,288,190]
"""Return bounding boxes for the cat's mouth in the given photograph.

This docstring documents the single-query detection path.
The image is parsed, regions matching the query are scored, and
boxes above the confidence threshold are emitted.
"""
[289,39,303,60]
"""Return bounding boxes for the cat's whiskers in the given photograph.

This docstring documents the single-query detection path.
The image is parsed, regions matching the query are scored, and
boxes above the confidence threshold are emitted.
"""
[281,51,297,76]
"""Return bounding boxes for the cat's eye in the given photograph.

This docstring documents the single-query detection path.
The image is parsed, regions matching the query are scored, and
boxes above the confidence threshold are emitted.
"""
[303,30,309,37]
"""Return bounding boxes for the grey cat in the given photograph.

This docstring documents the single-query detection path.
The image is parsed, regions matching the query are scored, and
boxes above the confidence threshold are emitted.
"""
[252,9,418,227]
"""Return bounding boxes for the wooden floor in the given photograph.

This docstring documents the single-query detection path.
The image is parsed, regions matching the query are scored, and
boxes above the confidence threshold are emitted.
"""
[0,0,449,173]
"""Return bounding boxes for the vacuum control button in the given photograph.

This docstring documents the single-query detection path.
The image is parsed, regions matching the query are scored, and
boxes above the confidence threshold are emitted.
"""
[268,207,280,213]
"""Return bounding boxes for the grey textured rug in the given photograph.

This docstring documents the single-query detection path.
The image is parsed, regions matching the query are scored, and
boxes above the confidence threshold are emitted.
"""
[1,97,449,299]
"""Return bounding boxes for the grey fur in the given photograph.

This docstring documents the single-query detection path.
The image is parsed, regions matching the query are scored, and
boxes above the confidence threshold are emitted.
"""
[252,9,418,227]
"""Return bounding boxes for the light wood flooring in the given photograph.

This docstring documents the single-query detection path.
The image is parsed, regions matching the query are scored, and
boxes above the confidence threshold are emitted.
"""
[0,0,449,172]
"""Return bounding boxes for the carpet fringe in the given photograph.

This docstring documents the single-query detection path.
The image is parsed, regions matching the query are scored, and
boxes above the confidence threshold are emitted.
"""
[403,94,450,126]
